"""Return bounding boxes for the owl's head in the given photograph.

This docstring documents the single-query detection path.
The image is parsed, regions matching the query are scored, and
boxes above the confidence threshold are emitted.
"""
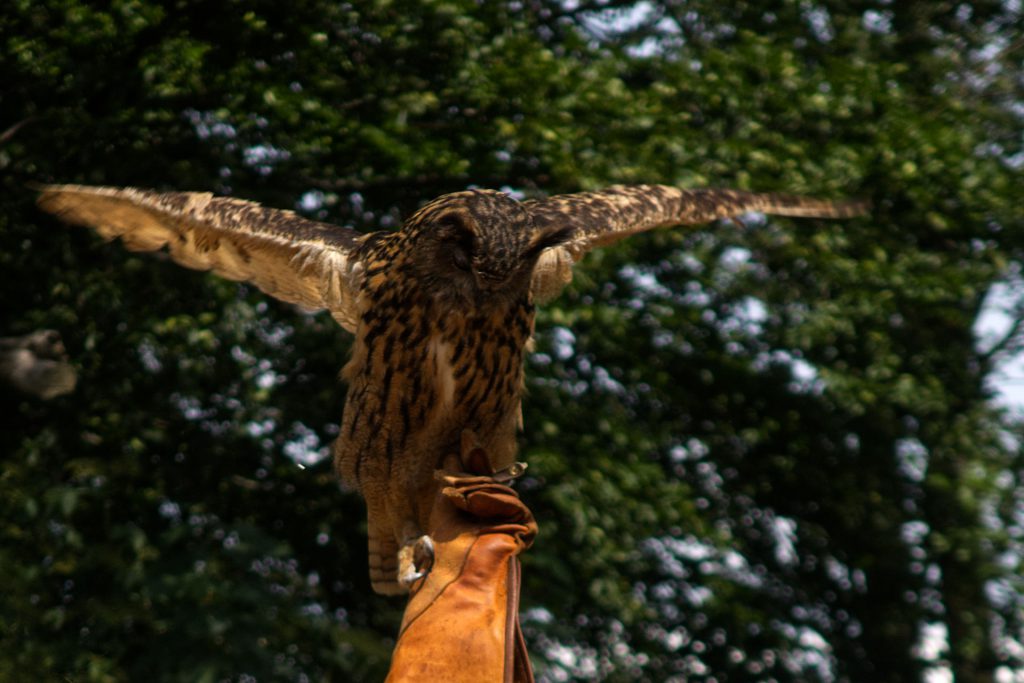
[404,190,570,307]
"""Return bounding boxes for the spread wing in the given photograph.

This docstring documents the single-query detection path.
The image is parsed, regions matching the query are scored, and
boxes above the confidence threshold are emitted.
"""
[37,184,367,332]
[525,184,867,302]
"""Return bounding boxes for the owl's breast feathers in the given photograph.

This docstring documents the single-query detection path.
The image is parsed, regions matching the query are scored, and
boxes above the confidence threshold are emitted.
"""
[336,238,535,491]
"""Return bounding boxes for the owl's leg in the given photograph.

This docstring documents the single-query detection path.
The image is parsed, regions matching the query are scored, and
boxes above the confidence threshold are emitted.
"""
[368,523,403,595]
[369,521,433,592]
[389,465,439,589]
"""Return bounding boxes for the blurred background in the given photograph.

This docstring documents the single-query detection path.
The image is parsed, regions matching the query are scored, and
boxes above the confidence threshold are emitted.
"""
[2,1,1022,681]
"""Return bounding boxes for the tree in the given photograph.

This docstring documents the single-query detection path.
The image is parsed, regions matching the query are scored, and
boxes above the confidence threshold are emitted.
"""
[1,1,1021,681]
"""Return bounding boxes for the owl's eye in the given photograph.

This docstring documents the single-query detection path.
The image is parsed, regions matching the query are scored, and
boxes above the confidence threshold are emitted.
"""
[451,244,472,271]
[437,214,475,272]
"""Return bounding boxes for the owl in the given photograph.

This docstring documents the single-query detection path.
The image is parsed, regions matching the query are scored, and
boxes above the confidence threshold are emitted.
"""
[37,183,865,594]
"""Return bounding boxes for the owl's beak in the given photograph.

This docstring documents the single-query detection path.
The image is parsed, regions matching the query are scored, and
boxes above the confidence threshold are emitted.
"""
[472,226,573,297]
[476,269,506,288]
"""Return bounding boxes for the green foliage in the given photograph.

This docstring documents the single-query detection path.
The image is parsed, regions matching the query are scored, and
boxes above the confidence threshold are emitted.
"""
[2,1,1022,681]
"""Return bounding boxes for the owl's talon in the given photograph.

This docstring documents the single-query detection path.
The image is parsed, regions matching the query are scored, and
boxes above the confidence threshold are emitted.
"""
[397,534,435,588]
[399,569,426,586]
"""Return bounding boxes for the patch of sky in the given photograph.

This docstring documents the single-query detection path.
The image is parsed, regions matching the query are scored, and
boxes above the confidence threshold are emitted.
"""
[549,326,577,361]
[645,535,763,590]
[895,437,929,482]
[768,514,799,567]
[282,422,330,467]
[185,109,238,140]
[244,144,291,176]
[974,271,1024,412]
[138,339,163,373]
[861,9,894,33]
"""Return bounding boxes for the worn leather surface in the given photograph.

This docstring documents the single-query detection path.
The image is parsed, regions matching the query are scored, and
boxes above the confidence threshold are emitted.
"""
[385,443,537,683]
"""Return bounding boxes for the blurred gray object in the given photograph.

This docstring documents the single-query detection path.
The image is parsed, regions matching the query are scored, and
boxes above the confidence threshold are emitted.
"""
[0,330,77,399]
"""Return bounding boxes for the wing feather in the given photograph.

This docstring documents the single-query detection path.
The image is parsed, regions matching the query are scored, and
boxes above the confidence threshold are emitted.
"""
[527,184,867,301]
[37,184,367,331]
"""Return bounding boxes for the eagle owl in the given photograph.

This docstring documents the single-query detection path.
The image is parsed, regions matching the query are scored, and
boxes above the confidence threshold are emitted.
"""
[37,183,865,594]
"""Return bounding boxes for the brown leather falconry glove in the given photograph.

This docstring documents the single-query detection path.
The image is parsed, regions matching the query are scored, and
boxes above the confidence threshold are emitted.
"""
[385,433,538,683]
